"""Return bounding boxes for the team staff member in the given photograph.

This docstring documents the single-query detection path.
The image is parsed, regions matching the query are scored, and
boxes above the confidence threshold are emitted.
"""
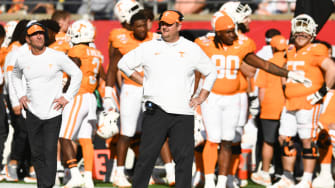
[118,10,217,188]
[11,21,82,188]
[251,35,287,186]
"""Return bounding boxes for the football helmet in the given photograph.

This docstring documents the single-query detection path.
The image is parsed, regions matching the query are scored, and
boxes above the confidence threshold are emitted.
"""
[194,111,206,147]
[67,19,95,44]
[3,20,18,47]
[291,14,317,37]
[114,0,143,24]
[97,110,120,139]
[220,1,252,24]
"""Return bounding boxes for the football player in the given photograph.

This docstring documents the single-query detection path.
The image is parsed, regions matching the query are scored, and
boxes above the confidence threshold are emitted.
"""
[219,2,257,187]
[59,19,105,188]
[269,14,335,188]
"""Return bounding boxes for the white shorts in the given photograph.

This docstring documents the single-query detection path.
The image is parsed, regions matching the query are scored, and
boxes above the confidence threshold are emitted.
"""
[120,84,143,137]
[238,92,248,126]
[59,93,97,140]
[279,104,322,139]
[201,92,241,142]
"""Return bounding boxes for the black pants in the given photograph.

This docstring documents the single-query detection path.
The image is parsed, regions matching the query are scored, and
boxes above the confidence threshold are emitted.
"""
[4,94,30,163]
[26,111,61,188]
[0,94,9,167]
[132,107,194,188]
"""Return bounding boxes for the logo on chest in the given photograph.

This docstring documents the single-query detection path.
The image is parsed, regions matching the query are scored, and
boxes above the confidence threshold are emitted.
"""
[178,51,185,58]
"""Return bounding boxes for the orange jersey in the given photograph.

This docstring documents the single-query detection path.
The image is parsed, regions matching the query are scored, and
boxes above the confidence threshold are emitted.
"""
[68,44,104,95]
[195,36,254,95]
[49,32,71,53]
[255,52,286,119]
[319,90,335,128]
[114,31,154,86]
[108,28,129,50]
[285,43,328,111]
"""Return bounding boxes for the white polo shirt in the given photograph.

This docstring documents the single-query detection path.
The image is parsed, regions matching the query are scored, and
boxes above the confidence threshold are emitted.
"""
[118,37,217,115]
[4,44,29,107]
[12,47,82,120]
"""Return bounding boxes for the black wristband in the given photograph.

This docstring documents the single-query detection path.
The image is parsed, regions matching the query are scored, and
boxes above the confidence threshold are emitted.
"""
[318,83,329,97]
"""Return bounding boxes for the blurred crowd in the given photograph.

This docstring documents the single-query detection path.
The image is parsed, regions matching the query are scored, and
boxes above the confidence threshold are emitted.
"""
[0,0,298,20]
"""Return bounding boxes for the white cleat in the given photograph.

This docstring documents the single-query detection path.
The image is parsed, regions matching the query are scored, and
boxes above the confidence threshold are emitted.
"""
[312,173,335,188]
[166,171,175,186]
[227,175,239,188]
[192,171,204,187]
[204,174,216,188]
[293,180,312,188]
[268,176,294,188]
[251,170,272,186]
[62,175,85,188]
[113,172,131,187]
[240,179,248,187]
[83,177,94,188]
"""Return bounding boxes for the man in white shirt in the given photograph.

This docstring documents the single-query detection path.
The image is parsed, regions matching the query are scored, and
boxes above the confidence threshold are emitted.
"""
[11,21,82,188]
[118,10,217,188]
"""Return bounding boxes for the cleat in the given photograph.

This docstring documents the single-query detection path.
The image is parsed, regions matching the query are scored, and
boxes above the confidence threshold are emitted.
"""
[166,171,175,186]
[251,170,272,186]
[293,180,312,188]
[192,171,204,187]
[113,172,131,187]
[268,176,294,188]
[204,174,216,188]
[312,173,334,188]
[83,177,94,188]
[4,164,18,182]
[62,175,85,188]
[227,175,239,188]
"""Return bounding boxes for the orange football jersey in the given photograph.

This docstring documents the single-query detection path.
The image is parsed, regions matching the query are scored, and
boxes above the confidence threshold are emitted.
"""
[68,44,104,95]
[114,31,154,86]
[49,32,71,53]
[108,28,129,50]
[319,90,335,128]
[255,52,286,119]
[285,43,328,111]
[195,36,254,95]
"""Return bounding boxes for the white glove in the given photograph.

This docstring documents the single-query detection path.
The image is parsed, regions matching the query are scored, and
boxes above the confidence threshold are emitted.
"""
[288,71,312,88]
[103,97,117,112]
[306,84,329,105]
[249,96,259,116]
[306,91,323,105]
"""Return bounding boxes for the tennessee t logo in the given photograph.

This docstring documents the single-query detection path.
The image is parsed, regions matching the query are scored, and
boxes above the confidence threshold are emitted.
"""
[178,51,185,57]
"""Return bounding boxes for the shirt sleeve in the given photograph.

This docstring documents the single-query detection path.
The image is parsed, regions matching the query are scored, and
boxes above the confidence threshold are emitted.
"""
[118,45,143,77]
[11,57,25,102]
[59,54,82,101]
[194,46,217,92]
